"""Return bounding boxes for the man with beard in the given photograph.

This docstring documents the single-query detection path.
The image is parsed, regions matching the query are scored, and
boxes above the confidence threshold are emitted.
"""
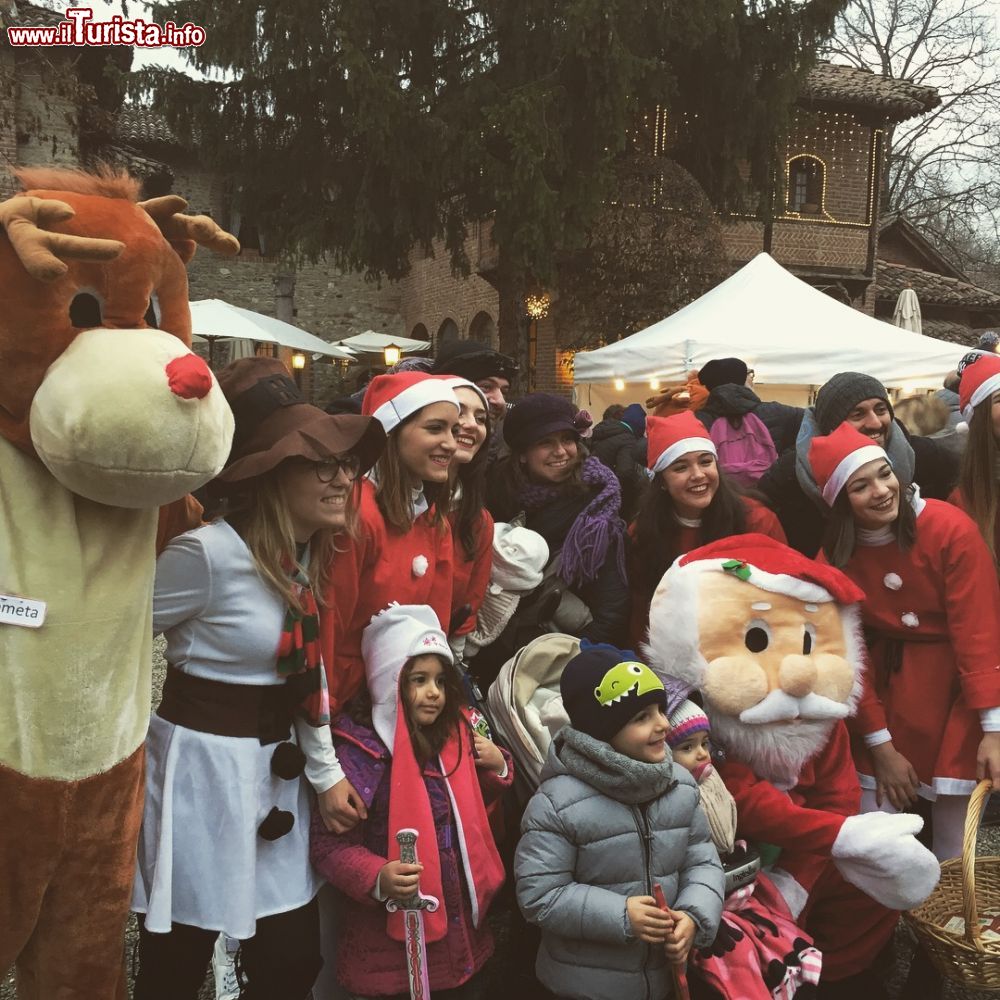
[644,535,939,999]
[759,372,959,556]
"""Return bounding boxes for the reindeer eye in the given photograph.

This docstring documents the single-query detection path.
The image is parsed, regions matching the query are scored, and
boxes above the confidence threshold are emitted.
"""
[69,291,102,328]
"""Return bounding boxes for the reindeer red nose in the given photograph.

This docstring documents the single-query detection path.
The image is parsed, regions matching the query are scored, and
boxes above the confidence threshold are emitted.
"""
[166,353,213,400]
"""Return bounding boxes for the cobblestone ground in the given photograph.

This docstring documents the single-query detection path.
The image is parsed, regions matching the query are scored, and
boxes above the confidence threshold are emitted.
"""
[4,635,999,999]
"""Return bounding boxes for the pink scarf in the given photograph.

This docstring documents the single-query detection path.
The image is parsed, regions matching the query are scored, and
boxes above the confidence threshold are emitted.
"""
[386,700,505,943]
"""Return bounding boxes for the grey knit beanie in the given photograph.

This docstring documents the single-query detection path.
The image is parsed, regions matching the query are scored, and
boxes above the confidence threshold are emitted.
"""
[814,372,892,434]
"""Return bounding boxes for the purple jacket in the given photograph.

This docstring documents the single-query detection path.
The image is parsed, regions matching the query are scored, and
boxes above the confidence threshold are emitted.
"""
[310,714,512,996]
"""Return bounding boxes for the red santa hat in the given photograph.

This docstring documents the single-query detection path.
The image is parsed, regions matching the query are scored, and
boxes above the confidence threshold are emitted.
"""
[808,422,889,507]
[362,372,460,433]
[959,351,1000,421]
[643,533,865,693]
[647,410,717,473]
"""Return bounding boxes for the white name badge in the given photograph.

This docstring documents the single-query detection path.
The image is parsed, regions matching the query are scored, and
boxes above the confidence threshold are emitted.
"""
[0,594,47,628]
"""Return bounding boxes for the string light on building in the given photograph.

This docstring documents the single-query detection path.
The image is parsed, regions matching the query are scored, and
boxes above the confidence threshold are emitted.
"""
[614,377,626,391]
[525,293,551,320]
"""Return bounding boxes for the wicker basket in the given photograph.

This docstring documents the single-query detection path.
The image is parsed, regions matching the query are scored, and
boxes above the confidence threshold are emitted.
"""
[904,780,1000,989]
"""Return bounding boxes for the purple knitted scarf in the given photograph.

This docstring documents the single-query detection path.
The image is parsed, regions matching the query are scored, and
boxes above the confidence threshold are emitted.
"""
[520,455,626,587]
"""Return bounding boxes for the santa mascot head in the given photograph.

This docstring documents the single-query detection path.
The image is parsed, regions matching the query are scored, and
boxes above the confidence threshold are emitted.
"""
[644,533,866,786]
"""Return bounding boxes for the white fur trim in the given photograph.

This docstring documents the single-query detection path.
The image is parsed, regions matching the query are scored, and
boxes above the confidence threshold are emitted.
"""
[651,437,717,474]
[831,813,940,910]
[979,706,1000,732]
[963,370,1000,421]
[821,444,888,506]
[441,377,489,412]
[766,868,809,921]
[864,728,892,747]
[371,380,459,433]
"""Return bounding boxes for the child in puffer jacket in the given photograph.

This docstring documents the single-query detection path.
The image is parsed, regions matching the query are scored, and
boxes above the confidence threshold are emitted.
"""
[515,643,724,1000]
[310,604,512,998]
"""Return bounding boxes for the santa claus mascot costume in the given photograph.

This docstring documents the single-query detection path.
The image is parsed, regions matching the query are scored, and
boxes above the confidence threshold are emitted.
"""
[644,534,939,997]
[0,167,237,998]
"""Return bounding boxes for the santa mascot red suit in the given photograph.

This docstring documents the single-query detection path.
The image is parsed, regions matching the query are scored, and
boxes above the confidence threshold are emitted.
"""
[644,534,940,996]
[0,167,237,998]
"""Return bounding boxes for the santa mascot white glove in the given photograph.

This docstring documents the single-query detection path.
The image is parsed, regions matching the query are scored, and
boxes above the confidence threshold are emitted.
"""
[831,813,940,910]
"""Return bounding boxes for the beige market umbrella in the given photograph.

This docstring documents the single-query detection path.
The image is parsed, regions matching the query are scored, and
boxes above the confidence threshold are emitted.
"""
[892,287,922,334]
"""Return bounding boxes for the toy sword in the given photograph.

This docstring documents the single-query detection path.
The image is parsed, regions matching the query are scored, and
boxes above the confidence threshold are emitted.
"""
[386,828,440,1000]
[653,882,691,1000]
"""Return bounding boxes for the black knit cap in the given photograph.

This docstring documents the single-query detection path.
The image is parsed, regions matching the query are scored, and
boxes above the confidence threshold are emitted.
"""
[503,392,593,452]
[698,357,749,392]
[431,339,518,383]
[814,372,892,434]
[560,643,667,743]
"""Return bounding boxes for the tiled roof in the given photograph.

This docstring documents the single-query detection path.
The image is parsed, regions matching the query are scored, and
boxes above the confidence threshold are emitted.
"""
[115,106,182,149]
[873,261,1000,310]
[802,62,940,122]
[5,2,65,28]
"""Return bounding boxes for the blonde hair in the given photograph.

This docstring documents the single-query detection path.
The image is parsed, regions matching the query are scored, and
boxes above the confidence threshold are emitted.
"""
[226,465,356,610]
[893,394,949,437]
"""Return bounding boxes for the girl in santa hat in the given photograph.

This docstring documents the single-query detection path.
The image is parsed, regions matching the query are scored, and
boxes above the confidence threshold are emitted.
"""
[628,410,786,645]
[132,358,386,1000]
[310,604,511,998]
[951,350,1000,560]
[438,377,496,656]
[322,373,465,780]
[810,421,1000,861]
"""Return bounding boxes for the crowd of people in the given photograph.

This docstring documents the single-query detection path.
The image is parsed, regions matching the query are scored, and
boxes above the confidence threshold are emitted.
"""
[132,336,1000,1000]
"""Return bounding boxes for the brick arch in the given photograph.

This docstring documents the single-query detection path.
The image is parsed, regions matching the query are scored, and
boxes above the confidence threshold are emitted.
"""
[437,317,459,347]
[411,322,429,341]
[467,310,496,344]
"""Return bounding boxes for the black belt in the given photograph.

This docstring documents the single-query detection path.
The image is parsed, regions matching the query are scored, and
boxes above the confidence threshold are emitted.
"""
[157,667,293,745]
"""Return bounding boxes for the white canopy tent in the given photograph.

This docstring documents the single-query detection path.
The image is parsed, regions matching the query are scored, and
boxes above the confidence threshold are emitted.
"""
[573,254,964,414]
[189,299,356,360]
[334,331,429,355]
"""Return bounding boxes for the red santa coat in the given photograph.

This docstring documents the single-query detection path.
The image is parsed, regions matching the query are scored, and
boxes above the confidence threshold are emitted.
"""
[719,722,897,979]
[628,497,786,646]
[449,508,493,637]
[321,479,455,712]
[826,499,1000,796]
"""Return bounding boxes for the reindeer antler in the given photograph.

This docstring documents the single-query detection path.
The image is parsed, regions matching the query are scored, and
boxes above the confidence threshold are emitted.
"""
[0,196,125,281]
[139,195,240,256]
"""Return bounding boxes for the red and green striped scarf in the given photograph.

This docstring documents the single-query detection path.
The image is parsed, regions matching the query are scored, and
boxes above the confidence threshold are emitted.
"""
[276,566,331,727]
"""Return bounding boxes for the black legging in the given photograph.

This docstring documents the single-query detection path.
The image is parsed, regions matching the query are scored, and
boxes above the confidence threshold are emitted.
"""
[134,897,321,1000]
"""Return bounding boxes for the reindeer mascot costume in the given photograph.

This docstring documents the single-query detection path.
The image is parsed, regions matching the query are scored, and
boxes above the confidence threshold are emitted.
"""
[0,168,237,999]
[645,534,940,997]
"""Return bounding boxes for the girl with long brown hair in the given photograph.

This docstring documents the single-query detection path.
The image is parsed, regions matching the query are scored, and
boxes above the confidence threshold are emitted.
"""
[810,421,1000,864]
[132,358,385,1000]
[323,373,464,742]
[628,410,785,645]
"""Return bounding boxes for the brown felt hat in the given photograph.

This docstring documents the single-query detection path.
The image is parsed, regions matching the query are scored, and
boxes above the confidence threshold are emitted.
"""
[210,357,385,491]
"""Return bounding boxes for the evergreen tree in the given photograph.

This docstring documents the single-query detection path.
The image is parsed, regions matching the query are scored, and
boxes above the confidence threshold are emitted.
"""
[132,0,846,356]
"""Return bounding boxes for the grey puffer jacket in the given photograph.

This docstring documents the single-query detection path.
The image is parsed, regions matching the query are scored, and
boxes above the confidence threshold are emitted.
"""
[515,727,724,1000]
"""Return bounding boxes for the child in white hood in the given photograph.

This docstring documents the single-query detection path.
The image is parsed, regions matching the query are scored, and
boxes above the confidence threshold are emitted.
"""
[310,604,512,998]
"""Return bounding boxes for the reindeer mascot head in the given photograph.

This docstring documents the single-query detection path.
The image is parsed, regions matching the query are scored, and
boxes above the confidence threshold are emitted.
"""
[0,167,236,999]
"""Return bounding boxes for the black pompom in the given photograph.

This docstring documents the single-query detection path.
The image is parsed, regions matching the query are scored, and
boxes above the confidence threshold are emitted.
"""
[258,807,295,841]
[763,959,788,990]
[270,742,306,780]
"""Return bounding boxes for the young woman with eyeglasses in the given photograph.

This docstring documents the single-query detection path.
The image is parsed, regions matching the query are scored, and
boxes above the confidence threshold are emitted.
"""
[132,358,385,1000]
